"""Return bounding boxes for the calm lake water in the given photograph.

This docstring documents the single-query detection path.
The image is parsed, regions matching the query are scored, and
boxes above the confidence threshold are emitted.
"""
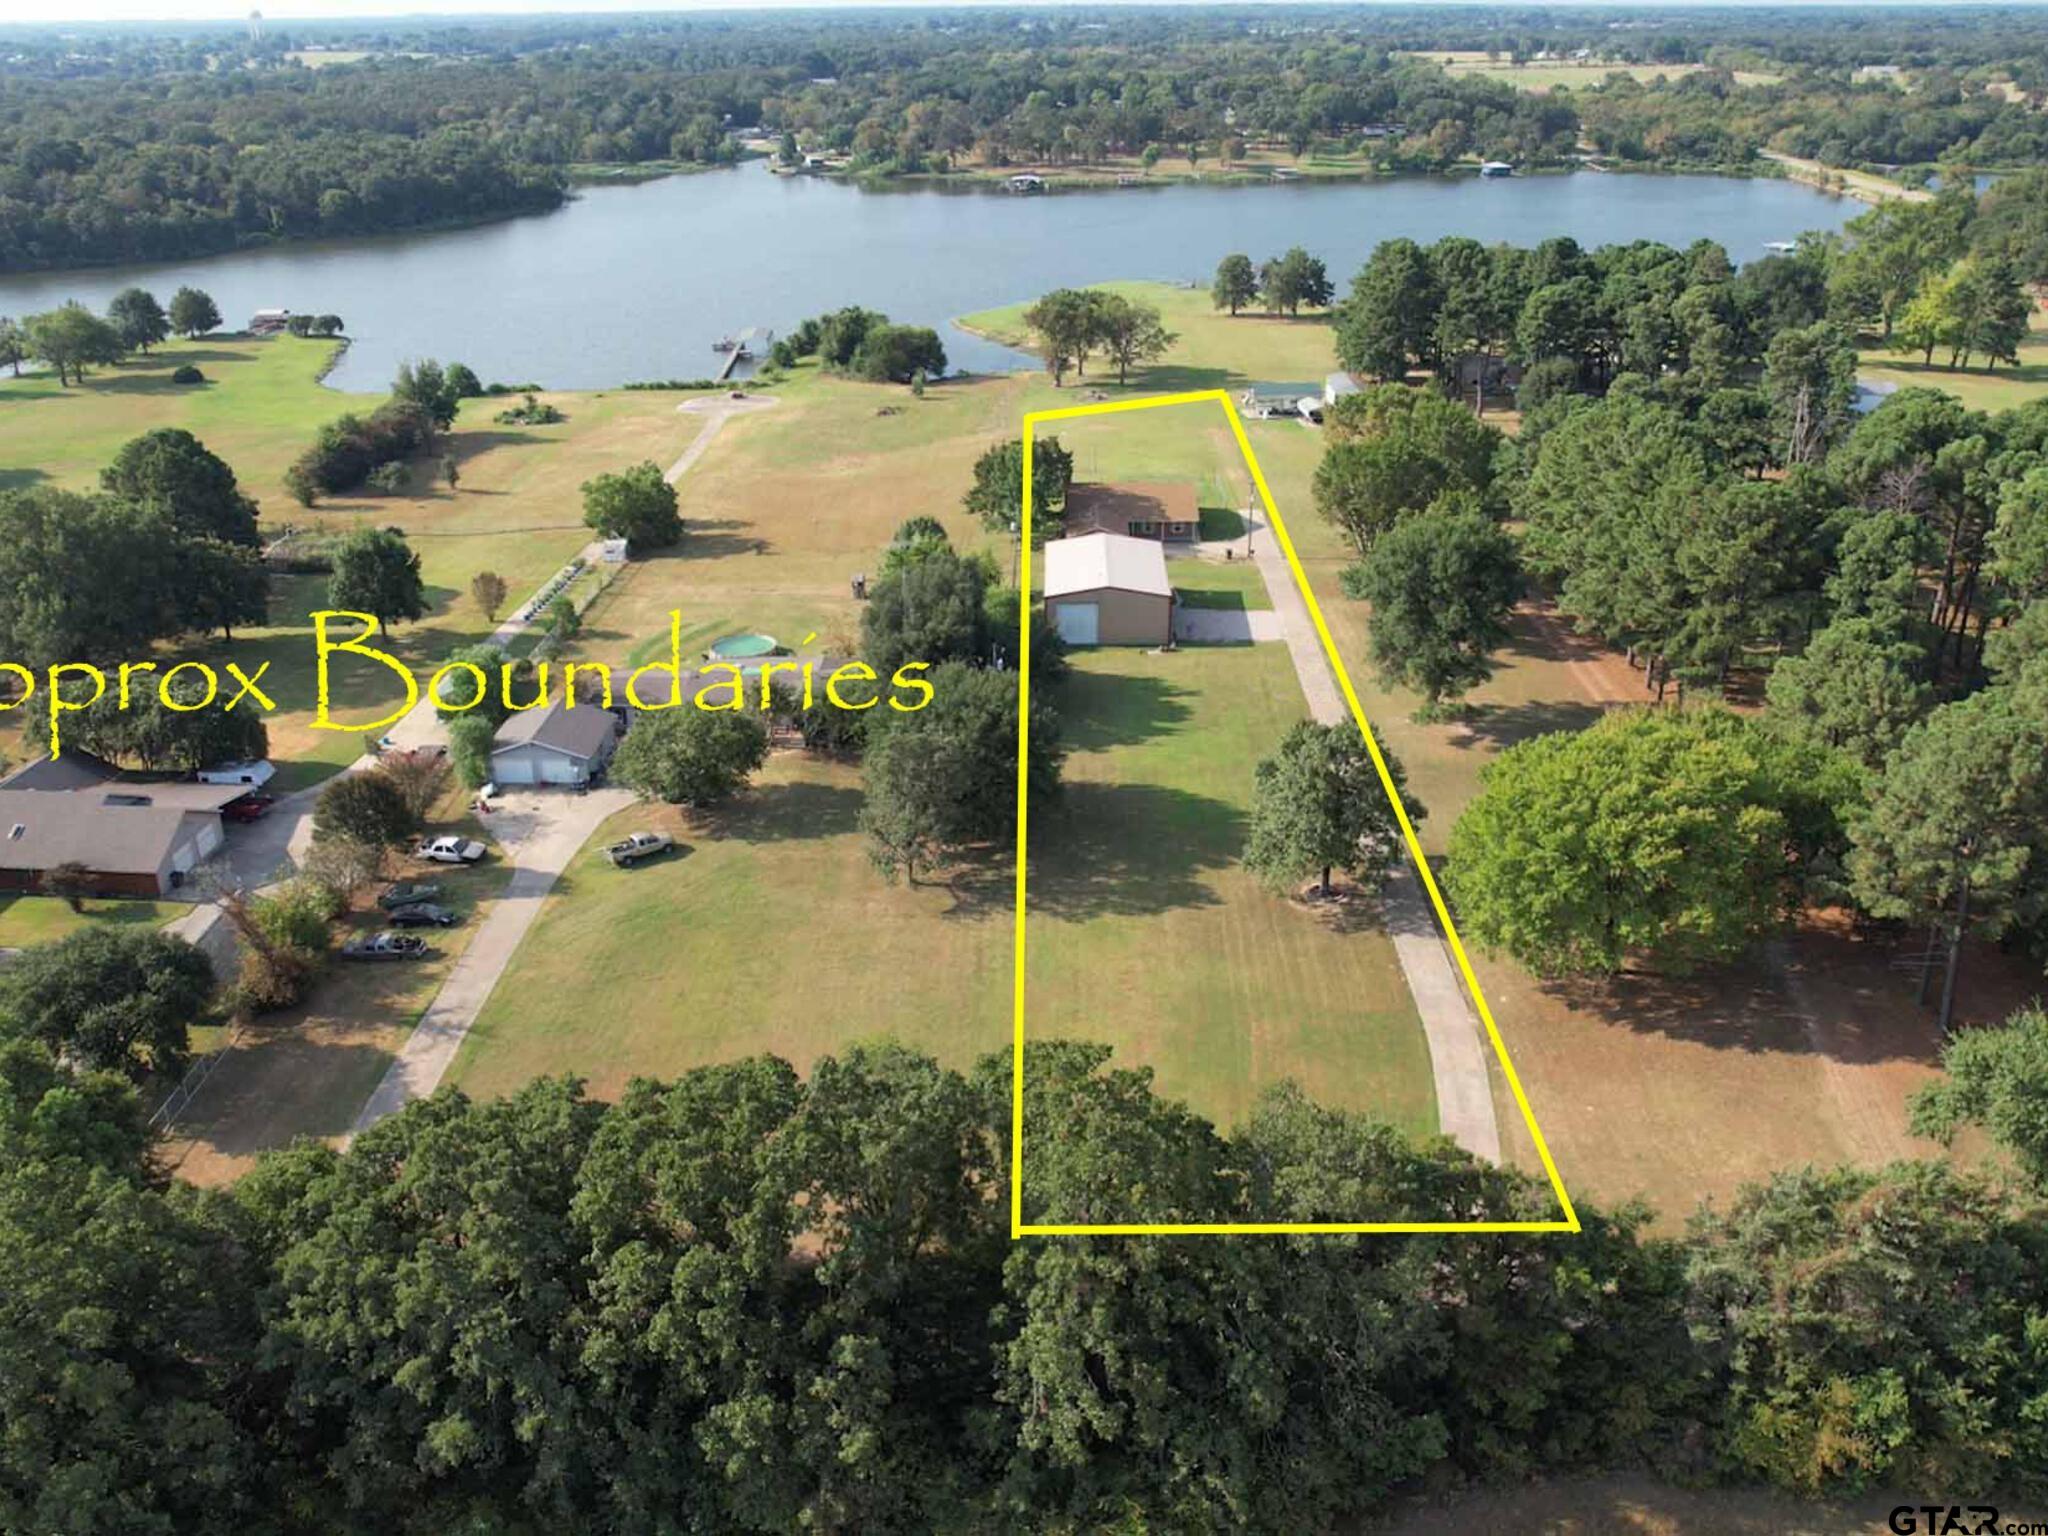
[0,164,1861,392]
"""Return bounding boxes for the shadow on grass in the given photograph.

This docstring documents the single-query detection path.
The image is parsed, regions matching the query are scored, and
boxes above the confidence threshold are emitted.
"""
[703,779,862,842]
[1451,698,1604,752]
[1048,670,1193,752]
[1175,589,1249,612]
[0,467,48,492]
[682,519,773,559]
[943,782,1243,921]
[1200,505,1248,540]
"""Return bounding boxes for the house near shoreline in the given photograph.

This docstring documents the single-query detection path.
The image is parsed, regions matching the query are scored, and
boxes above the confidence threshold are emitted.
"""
[1043,531,1175,647]
[248,308,293,335]
[0,752,240,897]
[1062,481,1199,543]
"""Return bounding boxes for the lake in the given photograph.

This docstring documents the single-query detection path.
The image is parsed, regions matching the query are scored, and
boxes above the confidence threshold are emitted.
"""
[0,164,1861,393]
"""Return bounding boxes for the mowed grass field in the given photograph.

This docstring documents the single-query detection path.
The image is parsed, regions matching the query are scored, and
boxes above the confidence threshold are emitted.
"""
[0,336,709,785]
[448,645,1435,1140]
[1397,50,1781,90]
[954,285,2041,1220]
[1859,306,2048,414]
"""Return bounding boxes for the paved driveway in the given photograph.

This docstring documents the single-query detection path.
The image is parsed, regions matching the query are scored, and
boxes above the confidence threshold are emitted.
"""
[350,786,634,1134]
[1173,607,1284,645]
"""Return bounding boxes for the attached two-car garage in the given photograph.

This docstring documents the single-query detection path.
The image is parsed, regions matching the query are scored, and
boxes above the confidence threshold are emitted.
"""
[1042,532,1175,647]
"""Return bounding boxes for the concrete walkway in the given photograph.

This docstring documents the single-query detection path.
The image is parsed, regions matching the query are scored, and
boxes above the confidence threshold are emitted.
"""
[666,393,779,484]
[1172,607,1284,645]
[1242,509,1502,1162]
[351,787,635,1134]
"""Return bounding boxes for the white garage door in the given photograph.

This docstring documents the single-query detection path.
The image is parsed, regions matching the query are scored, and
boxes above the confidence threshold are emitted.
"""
[1054,601,1099,646]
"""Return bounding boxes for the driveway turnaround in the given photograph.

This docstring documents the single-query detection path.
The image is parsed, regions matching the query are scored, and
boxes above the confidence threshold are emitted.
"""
[1244,511,1503,1162]
[351,787,635,1134]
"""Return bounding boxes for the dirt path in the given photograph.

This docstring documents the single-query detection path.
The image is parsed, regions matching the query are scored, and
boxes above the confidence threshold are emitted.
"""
[666,393,780,484]
[1244,504,1502,1161]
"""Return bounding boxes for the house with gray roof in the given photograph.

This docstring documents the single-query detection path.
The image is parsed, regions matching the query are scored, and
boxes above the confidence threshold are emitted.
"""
[489,701,621,787]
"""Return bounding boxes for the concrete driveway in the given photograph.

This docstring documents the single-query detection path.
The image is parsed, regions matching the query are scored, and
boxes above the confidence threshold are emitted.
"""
[1173,607,1284,645]
[350,785,634,1134]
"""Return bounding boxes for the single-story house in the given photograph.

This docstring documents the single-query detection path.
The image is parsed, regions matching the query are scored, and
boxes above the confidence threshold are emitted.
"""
[1063,481,1200,543]
[1240,382,1324,421]
[1043,532,1174,647]
[249,308,293,334]
[0,753,240,896]
[489,701,620,786]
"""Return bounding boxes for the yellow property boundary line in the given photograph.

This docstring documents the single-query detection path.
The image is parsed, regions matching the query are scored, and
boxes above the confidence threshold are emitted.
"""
[1011,389,1580,1238]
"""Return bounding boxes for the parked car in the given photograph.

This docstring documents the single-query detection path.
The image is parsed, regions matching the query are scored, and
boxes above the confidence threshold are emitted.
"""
[605,831,673,866]
[416,836,487,864]
[377,881,443,910]
[386,903,459,929]
[340,931,430,961]
[221,793,276,824]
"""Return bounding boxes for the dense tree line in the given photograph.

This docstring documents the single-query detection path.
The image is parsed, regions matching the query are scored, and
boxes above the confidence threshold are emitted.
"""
[3,1025,2044,1532]
[1310,224,2048,1014]
[6,8,2048,272]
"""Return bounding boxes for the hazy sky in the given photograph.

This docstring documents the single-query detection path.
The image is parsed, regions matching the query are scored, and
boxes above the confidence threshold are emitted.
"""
[2,0,1997,24]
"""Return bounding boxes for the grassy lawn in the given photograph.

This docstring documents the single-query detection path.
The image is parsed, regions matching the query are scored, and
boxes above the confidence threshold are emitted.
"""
[1170,555,1271,610]
[0,338,712,784]
[449,644,1436,1145]
[1858,307,2048,414]
[959,279,1339,396]
[0,895,185,949]
[1399,51,1780,90]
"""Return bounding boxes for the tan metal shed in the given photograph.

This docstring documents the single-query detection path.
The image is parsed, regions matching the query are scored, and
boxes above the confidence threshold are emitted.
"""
[1042,532,1174,647]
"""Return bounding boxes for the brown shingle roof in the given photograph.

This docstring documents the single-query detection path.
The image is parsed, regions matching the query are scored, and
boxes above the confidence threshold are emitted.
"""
[1062,482,1199,537]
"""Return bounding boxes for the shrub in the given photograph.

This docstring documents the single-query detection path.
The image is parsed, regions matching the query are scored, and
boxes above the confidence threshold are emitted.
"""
[170,364,204,384]
[365,461,410,494]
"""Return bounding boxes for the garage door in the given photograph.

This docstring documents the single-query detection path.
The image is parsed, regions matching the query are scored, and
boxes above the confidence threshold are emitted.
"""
[1054,601,1099,646]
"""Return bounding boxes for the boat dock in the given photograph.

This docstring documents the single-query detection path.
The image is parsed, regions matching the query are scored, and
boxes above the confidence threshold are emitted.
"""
[713,325,774,382]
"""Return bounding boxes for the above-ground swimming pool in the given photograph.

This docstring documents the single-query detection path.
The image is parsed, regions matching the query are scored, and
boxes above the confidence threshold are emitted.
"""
[707,632,780,660]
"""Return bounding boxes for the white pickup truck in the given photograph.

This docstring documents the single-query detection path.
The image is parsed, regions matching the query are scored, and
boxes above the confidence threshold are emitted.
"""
[605,831,674,867]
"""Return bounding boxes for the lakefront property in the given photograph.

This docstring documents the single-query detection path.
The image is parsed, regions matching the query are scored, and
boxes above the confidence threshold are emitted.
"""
[5,5,2048,1532]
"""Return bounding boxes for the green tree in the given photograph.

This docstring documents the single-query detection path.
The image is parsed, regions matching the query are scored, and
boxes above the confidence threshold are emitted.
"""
[1764,615,1931,768]
[1448,709,1825,976]
[1762,320,1857,465]
[432,642,517,726]
[26,658,269,771]
[313,770,421,849]
[1345,503,1522,715]
[1021,288,1098,386]
[100,427,261,545]
[1314,384,1499,556]
[446,713,498,790]
[328,526,426,628]
[0,1043,253,1534]
[392,357,459,430]
[443,361,482,398]
[1088,293,1175,384]
[0,316,23,376]
[1990,464,2048,601]
[1686,1160,2048,1498]
[175,537,270,642]
[963,436,1072,541]
[860,662,1060,882]
[859,545,992,678]
[0,928,214,1077]
[850,323,947,384]
[24,302,123,386]
[106,287,168,354]
[611,708,768,806]
[1243,721,1418,897]
[1212,252,1258,316]
[582,460,682,551]
[1847,684,2048,1031]
[167,285,221,340]
[1336,237,1438,380]
[0,488,186,667]
[1911,1004,2048,1190]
